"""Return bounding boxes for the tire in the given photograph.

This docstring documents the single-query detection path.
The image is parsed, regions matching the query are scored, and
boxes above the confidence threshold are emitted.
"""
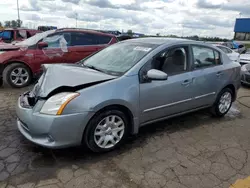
[0,78,3,87]
[211,88,233,117]
[3,63,32,88]
[84,109,129,153]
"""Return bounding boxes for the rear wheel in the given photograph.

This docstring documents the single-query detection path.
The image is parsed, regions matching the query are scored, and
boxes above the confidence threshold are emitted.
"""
[3,63,32,88]
[84,109,129,152]
[211,88,233,117]
[0,78,3,87]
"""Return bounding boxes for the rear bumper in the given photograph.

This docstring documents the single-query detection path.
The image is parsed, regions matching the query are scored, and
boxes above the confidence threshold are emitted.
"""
[16,94,94,149]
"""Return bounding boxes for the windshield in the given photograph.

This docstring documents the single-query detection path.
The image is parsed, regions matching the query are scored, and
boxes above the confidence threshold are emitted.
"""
[15,29,56,46]
[83,42,154,75]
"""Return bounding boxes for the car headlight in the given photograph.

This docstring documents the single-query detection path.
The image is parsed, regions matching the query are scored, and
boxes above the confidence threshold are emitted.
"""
[241,65,248,72]
[40,92,80,115]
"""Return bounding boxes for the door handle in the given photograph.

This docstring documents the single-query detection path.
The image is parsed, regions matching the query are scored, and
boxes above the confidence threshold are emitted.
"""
[182,79,192,86]
[216,71,223,77]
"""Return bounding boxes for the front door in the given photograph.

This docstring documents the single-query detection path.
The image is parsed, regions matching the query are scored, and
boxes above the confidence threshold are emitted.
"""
[139,45,196,124]
[34,32,69,65]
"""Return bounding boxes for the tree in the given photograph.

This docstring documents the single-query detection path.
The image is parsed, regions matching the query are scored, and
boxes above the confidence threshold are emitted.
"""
[4,20,22,28]
[156,33,160,36]
[4,21,11,27]
[17,19,22,27]
[0,22,2,27]
[127,29,133,36]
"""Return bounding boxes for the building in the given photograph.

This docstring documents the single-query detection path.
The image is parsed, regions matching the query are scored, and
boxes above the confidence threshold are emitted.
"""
[234,18,250,41]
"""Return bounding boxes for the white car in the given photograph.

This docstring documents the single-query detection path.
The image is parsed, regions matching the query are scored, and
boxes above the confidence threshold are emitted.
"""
[214,44,240,63]
[239,51,250,65]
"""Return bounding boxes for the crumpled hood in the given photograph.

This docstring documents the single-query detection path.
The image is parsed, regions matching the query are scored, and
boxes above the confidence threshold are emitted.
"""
[35,64,117,98]
[0,43,27,51]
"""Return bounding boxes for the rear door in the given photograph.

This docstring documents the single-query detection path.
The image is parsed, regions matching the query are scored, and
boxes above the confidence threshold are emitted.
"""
[66,32,99,63]
[190,45,225,106]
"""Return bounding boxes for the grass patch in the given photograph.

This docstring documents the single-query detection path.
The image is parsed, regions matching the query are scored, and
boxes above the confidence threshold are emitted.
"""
[245,43,250,49]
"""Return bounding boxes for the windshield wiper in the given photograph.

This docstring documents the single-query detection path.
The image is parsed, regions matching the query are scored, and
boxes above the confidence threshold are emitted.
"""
[83,64,106,73]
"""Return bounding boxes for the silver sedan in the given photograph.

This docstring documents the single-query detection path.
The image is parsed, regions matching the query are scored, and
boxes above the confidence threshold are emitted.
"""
[16,38,241,152]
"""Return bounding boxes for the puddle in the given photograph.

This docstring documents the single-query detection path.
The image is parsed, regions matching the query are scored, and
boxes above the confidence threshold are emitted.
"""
[226,104,241,118]
[31,153,57,169]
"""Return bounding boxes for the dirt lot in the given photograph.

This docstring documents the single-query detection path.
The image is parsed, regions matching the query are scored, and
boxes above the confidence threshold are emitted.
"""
[0,86,250,188]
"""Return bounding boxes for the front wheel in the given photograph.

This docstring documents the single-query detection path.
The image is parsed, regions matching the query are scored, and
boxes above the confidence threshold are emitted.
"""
[84,109,129,152]
[211,88,233,117]
[3,63,32,88]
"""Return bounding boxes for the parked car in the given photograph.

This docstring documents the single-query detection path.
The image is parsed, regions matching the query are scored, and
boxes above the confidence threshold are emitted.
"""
[221,41,246,54]
[16,38,241,152]
[0,28,41,44]
[239,51,250,65]
[241,64,250,85]
[0,29,117,88]
[213,44,240,63]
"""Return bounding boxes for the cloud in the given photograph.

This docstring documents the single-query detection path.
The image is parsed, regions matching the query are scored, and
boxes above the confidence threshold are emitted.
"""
[25,14,42,21]
[20,0,41,11]
[196,0,222,9]
[3,0,248,38]
[197,0,250,15]
[61,0,80,4]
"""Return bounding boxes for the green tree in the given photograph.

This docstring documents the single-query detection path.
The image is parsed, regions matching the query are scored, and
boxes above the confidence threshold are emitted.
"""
[4,21,11,27]
[11,20,18,28]
[17,19,22,27]
[156,33,160,36]
[4,20,22,28]
[127,29,133,36]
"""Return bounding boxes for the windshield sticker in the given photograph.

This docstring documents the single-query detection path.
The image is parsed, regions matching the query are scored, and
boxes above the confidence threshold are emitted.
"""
[133,46,152,52]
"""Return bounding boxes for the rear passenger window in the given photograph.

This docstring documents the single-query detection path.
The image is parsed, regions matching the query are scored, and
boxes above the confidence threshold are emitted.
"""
[192,46,221,69]
[71,33,97,46]
[97,35,112,45]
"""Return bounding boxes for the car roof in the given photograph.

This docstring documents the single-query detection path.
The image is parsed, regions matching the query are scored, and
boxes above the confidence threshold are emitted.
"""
[123,37,190,45]
[3,28,39,31]
[55,28,116,37]
[121,37,220,49]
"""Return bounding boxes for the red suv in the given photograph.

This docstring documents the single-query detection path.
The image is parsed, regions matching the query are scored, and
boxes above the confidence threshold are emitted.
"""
[0,29,118,88]
[0,28,41,44]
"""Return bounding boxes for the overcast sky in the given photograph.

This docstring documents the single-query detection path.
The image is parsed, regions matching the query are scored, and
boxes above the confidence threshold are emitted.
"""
[0,0,249,38]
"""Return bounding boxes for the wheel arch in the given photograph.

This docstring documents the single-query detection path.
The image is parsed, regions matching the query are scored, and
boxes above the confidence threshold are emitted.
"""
[0,60,33,77]
[82,104,136,144]
[222,84,236,102]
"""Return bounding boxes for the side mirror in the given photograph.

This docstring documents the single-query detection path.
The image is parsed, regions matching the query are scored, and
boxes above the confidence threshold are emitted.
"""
[37,41,48,49]
[147,69,168,80]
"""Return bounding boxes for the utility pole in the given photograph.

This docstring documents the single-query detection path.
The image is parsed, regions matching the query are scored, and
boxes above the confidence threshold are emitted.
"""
[17,0,20,27]
[75,13,78,28]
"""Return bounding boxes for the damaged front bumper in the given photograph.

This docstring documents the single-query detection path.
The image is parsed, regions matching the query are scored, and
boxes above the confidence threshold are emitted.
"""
[16,92,94,149]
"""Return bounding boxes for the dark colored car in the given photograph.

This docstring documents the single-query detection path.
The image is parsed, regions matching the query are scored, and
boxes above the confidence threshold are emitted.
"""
[0,29,118,88]
[0,28,41,44]
[241,64,250,85]
[221,41,246,54]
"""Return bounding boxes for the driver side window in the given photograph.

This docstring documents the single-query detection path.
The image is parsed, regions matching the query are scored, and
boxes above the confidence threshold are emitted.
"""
[42,33,71,48]
[152,46,188,75]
